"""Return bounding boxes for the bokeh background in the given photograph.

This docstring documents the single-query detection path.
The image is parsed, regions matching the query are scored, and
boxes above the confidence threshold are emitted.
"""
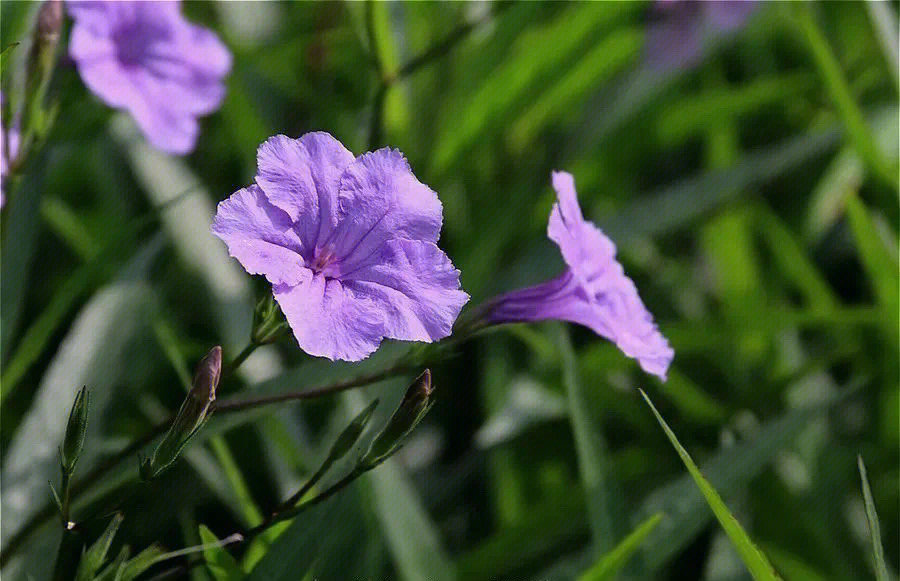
[1,1,898,580]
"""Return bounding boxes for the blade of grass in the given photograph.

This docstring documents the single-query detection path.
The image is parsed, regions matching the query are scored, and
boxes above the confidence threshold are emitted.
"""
[554,324,619,556]
[1,240,162,579]
[857,456,890,581]
[792,3,898,189]
[0,166,43,361]
[577,513,664,581]
[639,390,781,581]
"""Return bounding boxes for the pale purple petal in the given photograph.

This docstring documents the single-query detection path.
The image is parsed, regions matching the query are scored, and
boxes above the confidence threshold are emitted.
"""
[67,0,231,155]
[329,148,442,272]
[481,173,673,380]
[255,133,354,252]
[547,171,617,293]
[211,185,307,286]
[273,274,384,361]
[343,239,469,342]
[646,1,704,70]
[705,1,757,32]
[214,132,466,362]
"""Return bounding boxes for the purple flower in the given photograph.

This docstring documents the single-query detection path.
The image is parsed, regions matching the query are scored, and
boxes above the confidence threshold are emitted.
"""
[1,93,20,207]
[481,172,673,380]
[67,1,231,155]
[646,1,757,70]
[211,132,469,361]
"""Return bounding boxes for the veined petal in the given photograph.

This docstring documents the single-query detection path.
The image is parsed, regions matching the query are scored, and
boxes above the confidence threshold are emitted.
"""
[256,133,354,251]
[211,185,308,286]
[273,274,384,361]
[330,148,442,272]
[343,239,469,343]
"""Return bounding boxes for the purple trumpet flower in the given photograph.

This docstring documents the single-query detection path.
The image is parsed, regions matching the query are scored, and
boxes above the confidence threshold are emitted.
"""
[67,1,231,155]
[647,0,758,69]
[480,172,673,380]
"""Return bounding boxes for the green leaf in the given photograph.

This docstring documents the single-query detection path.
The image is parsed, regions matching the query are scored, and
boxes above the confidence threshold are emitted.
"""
[793,3,898,189]
[857,456,891,581]
[74,513,123,581]
[92,546,130,581]
[246,495,342,580]
[554,324,619,556]
[199,526,244,581]
[0,215,156,399]
[116,545,166,581]
[657,73,814,146]
[598,126,841,247]
[631,387,848,573]
[845,195,899,344]
[639,390,781,581]
[577,513,664,581]
[0,167,42,362]
[1,241,161,579]
[509,26,643,147]
[433,2,638,173]
[344,389,456,581]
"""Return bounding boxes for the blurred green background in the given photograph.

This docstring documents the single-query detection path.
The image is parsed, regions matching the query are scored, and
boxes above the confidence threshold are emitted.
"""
[1,1,898,580]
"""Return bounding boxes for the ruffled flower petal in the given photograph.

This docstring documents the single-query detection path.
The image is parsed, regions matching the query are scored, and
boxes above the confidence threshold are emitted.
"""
[255,132,354,253]
[211,185,307,286]
[330,148,443,273]
[273,274,384,361]
[344,239,469,343]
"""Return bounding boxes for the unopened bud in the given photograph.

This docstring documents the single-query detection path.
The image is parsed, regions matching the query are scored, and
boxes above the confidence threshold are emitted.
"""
[24,0,62,139]
[251,293,288,345]
[363,370,434,465]
[36,0,63,43]
[141,346,221,480]
[60,386,90,475]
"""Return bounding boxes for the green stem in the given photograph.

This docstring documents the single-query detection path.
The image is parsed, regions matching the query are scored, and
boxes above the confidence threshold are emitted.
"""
[794,4,898,190]
[225,342,259,376]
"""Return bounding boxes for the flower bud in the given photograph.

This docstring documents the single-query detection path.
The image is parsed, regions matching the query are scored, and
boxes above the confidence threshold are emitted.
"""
[141,346,221,480]
[25,0,62,107]
[36,0,63,43]
[363,370,434,465]
[251,293,288,345]
[60,386,90,475]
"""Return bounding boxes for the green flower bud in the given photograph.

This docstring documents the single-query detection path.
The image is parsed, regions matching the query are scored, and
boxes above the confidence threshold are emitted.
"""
[363,370,434,466]
[140,346,221,480]
[60,386,90,475]
[25,0,62,136]
[251,293,288,345]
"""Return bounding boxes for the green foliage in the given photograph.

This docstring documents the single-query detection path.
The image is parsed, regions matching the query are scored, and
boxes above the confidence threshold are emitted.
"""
[1,2,898,580]
[640,391,781,581]
[578,513,664,581]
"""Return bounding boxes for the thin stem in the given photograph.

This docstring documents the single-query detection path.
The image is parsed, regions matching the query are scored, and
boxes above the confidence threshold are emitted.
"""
[793,4,898,190]
[364,0,384,78]
[0,364,410,567]
[394,2,511,81]
[214,364,411,414]
[225,342,258,377]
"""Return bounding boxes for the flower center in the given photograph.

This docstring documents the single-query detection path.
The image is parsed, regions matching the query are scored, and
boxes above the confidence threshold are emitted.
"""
[311,246,338,276]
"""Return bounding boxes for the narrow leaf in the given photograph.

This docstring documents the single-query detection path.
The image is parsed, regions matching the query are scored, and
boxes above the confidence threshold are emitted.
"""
[199,525,244,581]
[74,513,124,581]
[555,324,618,556]
[639,390,781,581]
[858,456,890,581]
[578,513,664,581]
